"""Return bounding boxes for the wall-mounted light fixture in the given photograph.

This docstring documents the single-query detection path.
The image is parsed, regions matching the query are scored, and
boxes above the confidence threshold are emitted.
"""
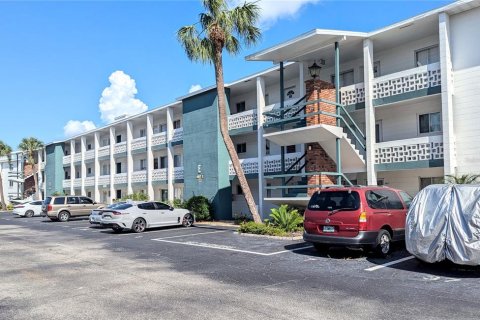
[196,164,204,182]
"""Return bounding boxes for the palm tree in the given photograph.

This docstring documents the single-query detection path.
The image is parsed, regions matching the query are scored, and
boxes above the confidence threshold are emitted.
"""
[0,141,13,210]
[444,174,480,184]
[177,0,262,223]
[18,137,44,200]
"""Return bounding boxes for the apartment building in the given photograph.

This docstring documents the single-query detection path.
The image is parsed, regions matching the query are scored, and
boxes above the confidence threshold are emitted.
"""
[42,0,480,219]
[0,151,29,202]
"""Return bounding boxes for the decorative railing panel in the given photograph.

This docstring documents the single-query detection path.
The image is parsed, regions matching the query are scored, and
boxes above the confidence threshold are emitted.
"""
[85,176,94,187]
[85,150,94,160]
[229,152,303,175]
[73,179,81,188]
[228,109,257,130]
[114,173,127,184]
[375,135,443,164]
[132,137,147,150]
[152,168,167,181]
[152,132,167,146]
[114,142,127,154]
[73,153,81,162]
[132,170,147,183]
[174,167,184,180]
[340,83,365,105]
[63,155,71,165]
[172,128,183,142]
[62,179,70,188]
[98,175,110,186]
[98,146,109,158]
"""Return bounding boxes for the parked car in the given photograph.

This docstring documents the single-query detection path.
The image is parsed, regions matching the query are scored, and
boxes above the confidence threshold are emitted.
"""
[406,184,480,266]
[42,196,105,222]
[89,202,126,225]
[12,201,44,217]
[100,201,194,233]
[303,186,412,257]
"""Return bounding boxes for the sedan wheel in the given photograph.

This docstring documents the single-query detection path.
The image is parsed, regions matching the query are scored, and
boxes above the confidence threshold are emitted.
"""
[182,214,194,227]
[25,210,34,218]
[132,218,146,233]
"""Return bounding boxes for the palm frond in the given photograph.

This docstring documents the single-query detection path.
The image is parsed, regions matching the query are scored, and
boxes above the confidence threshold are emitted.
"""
[203,0,227,17]
[444,174,480,184]
[224,34,240,55]
[230,1,261,44]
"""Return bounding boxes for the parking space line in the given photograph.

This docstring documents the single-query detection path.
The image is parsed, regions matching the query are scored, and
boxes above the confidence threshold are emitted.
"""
[152,230,229,240]
[112,227,213,236]
[364,256,415,272]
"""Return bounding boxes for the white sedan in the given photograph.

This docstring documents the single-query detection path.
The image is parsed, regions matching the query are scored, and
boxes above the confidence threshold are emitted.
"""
[100,201,194,233]
[12,201,44,217]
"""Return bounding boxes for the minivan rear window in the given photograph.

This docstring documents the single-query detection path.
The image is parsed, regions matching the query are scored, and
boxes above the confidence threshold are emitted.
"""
[44,197,52,205]
[308,191,360,211]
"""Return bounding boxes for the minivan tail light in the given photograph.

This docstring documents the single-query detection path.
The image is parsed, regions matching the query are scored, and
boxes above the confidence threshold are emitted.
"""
[47,204,53,212]
[359,212,367,231]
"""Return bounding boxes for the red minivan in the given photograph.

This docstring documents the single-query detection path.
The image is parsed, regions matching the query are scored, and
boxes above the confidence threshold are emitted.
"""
[303,186,412,257]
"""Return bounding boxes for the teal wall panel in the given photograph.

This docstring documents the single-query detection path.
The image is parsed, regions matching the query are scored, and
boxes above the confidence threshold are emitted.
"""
[182,88,232,220]
[45,142,65,196]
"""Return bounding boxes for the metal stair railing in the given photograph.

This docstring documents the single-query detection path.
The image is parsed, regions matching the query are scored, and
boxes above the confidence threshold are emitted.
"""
[263,94,308,119]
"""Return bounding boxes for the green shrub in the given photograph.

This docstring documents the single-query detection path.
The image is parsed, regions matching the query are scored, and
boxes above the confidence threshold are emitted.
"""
[238,221,287,236]
[120,192,149,201]
[171,198,186,209]
[185,196,212,221]
[269,204,303,232]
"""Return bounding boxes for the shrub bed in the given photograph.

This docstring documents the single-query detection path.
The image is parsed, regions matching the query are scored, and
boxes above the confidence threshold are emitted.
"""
[238,221,288,237]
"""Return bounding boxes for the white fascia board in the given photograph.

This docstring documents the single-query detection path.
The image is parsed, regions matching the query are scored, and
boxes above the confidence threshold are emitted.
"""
[226,62,296,87]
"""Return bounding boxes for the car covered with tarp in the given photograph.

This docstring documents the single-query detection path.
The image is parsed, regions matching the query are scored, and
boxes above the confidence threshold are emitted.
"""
[406,184,480,265]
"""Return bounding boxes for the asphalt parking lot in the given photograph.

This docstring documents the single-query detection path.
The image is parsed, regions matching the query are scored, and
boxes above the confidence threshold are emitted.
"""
[1,211,479,320]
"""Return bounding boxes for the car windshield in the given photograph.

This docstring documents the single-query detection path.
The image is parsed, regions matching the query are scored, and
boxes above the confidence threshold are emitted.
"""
[308,191,360,211]
[112,203,133,210]
[44,197,52,205]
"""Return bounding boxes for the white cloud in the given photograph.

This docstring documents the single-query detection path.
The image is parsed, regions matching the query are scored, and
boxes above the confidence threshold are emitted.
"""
[231,0,320,29]
[98,70,148,123]
[188,84,202,93]
[63,120,96,138]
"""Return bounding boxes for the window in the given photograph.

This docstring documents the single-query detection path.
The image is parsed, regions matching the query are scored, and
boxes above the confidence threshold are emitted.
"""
[76,171,80,179]
[420,177,443,190]
[308,191,360,211]
[116,190,122,199]
[138,202,156,210]
[366,190,404,210]
[174,155,182,167]
[65,171,70,179]
[155,202,171,210]
[102,138,110,147]
[140,159,146,170]
[116,163,122,174]
[173,120,181,129]
[65,150,70,156]
[375,121,382,143]
[154,158,159,170]
[359,61,381,81]
[161,189,168,202]
[153,125,160,134]
[31,201,43,206]
[419,112,441,134]
[266,183,272,198]
[113,203,132,210]
[286,145,296,154]
[415,45,440,66]
[102,164,109,175]
[160,124,167,132]
[79,197,94,204]
[116,135,122,143]
[331,70,354,87]
[236,101,246,113]
[160,156,167,169]
[265,140,270,155]
[87,192,92,198]
[236,143,246,154]
[53,197,65,205]
[399,191,413,209]
[66,197,78,205]
[87,167,92,175]
[9,181,14,187]
[265,94,269,105]
[236,185,243,195]
[86,144,92,150]
[139,129,146,137]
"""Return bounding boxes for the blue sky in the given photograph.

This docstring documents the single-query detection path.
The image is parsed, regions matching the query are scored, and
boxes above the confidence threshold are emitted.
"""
[0,0,453,149]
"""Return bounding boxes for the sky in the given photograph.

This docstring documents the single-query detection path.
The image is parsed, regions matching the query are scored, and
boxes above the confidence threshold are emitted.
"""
[0,0,453,149]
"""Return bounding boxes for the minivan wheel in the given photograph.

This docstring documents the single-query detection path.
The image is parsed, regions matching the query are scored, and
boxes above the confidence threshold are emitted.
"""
[132,218,146,233]
[58,211,70,222]
[182,214,194,227]
[313,243,330,252]
[375,230,392,257]
[25,210,34,218]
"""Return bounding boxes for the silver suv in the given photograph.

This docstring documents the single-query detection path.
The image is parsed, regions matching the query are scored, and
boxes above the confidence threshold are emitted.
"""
[42,196,105,222]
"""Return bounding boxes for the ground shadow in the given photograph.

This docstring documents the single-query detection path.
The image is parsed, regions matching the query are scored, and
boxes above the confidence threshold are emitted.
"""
[98,224,235,234]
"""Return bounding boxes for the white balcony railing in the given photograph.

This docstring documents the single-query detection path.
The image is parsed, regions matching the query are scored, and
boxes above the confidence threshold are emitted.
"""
[174,167,184,180]
[132,137,147,150]
[98,175,110,186]
[62,179,70,188]
[228,152,303,175]
[132,170,147,183]
[114,142,127,154]
[340,62,441,105]
[228,109,258,130]
[152,168,167,181]
[73,153,81,162]
[172,128,183,143]
[375,135,443,165]
[63,155,71,165]
[114,173,127,184]
[98,146,109,158]
[85,176,95,187]
[152,132,167,146]
[73,179,81,188]
[85,150,94,160]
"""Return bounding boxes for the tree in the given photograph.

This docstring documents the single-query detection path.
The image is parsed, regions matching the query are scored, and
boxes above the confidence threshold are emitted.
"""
[444,174,480,184]
[18,137,44,200]
[0,141,12,210]
[177,0,262,223]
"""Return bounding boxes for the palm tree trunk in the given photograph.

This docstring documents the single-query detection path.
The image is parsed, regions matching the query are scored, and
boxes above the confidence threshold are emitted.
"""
[0,172,6,210]
[213,46,262,224]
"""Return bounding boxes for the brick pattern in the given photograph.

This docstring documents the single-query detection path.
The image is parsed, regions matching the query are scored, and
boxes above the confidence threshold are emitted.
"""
[23,163,37,198]
[304,79,337,126]
[304,80,338,194]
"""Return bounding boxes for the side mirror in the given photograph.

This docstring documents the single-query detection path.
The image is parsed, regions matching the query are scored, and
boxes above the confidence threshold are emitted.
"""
[169,206,174,211]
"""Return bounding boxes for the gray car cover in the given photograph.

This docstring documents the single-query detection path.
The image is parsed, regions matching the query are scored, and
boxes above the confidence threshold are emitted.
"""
[406,184,480,265]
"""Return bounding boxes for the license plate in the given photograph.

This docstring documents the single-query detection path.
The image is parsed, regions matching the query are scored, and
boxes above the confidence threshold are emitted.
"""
[323,226,335,233]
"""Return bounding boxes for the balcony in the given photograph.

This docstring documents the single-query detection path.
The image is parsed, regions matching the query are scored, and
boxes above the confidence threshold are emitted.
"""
[152,132,167,147]
[228,152,303,176]
[132,137,147,151]
[98,146,109,158]
[132,170,147,183]
[172,128,183,143]
[62,179,70,189]
[174,167,184,180]
[152,168,167,182]
[85,150,94,161]
[98,175,110,186]
[375,135,444,171]
[114,173,127,184]
[85,176,94,187]
[73,179,81,188]
[73,153,81,162]
[340,62,441,107]
[63,155,71,165]
[114,142,127,154]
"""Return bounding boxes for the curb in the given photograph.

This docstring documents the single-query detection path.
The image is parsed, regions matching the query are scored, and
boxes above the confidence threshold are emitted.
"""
[238,232,303,241]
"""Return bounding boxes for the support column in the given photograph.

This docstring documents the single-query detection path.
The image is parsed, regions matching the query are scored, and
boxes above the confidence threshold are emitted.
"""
[256,76,266,218]
[334,41,342,185]
[146,114,154,200]
[126,121,133,195]
[363,38,377,185]
[279,61,286,196]
[37,150,43,200]
[109,127,116,203]
[94,132,100,202]
[299,62,306,167]
[166,107,174,203]
[80,136,86,196]
[43,148,47,197]
[439,12,456,176]
[70,140,75,195]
